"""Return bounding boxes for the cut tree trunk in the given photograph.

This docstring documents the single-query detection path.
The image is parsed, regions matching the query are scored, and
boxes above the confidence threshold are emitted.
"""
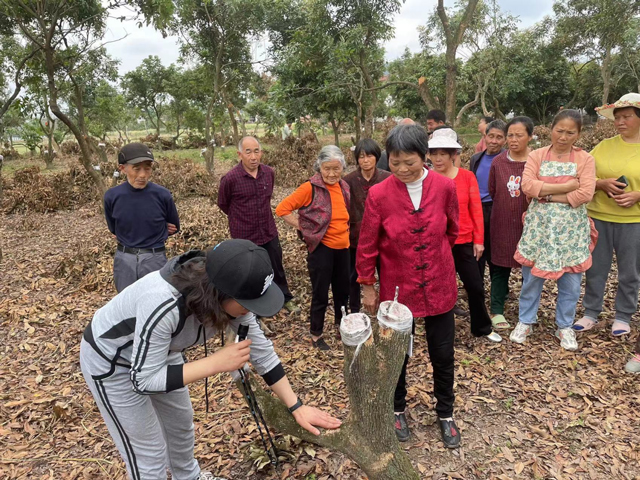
[237,321,420,479]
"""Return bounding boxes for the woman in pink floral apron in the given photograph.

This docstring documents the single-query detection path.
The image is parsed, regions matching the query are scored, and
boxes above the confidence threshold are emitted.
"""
[509,110,597,351]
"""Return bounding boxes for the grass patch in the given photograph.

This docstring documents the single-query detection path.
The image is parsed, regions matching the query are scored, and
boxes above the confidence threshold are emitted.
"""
[160,147,240,165]
[459,132,481,146]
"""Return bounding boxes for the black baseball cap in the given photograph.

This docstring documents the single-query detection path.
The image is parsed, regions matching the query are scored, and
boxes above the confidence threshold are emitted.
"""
[118,142,155,165]
[205,239,284,317]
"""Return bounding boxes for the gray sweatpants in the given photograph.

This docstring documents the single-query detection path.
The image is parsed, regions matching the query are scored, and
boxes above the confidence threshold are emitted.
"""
[583,219,640,324]
[114,249,168,293]
[80,339,200,480]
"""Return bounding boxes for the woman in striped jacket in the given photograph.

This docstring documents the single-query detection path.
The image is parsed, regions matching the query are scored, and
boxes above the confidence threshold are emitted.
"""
[79,240,340,480]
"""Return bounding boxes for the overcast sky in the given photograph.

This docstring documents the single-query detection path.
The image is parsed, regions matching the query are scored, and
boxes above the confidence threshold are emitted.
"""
[103,0,555,74]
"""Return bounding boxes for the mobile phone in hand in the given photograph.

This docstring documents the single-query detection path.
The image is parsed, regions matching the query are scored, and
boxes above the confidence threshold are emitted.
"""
[616,175,629,188]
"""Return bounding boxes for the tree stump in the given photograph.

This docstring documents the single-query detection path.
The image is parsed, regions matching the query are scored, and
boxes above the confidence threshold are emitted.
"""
[236,316,420,479]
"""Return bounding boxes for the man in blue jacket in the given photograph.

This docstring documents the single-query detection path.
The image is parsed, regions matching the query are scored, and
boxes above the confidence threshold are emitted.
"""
[104,142,180,292]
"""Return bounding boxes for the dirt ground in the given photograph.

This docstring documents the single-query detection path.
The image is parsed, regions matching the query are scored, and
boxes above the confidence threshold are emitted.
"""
[1,162,639,480]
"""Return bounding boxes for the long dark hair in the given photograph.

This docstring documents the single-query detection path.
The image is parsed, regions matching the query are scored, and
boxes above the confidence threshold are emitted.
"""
[170,258,232,330]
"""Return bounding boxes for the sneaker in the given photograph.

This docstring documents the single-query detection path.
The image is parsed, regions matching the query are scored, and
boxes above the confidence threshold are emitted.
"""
[509,322,533,344]
[312,337,330,351]
[283,300,300,314]
[438,417,461,448]
[555,327,578,351]
[485,331,502,343]
[197,472,227,480]
[452,305,469,317]
[394,413,410,442]
[624,354,640,373]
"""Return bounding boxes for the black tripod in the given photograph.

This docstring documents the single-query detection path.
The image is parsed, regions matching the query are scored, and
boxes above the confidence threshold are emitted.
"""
[236,324,279,467]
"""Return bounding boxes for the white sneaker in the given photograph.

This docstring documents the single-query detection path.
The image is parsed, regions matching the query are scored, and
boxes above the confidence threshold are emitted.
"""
[197,472,227,480]
[509,322,533,344]
[556,328,578,351]
[624,354,640,373]
[485,331,502,343]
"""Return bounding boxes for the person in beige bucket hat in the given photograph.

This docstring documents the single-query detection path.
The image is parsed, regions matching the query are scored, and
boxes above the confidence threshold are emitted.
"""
[576,93,640,364]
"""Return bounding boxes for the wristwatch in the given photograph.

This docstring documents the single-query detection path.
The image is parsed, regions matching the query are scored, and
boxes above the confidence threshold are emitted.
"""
[288,398,304,414]
[545,194,553,202]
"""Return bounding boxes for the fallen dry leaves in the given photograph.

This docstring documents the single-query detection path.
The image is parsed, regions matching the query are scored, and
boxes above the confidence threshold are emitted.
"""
[1,158,639,480]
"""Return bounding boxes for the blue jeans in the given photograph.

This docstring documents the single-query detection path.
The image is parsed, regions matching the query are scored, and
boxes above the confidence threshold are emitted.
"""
[519,266,582,329]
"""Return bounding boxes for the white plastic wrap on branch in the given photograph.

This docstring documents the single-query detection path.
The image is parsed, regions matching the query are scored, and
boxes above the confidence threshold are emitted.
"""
[340,307,372,371]
[377,286,413,332]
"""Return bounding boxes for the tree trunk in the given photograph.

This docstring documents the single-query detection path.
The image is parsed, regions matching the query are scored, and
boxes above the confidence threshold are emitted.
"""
[359,52,377,139]
[155,111,162,151]
[601,46,613,105]
[227,103,239,147]
[44,46,106,195]
[437,0,480,123]
[330,118,341,146]
[237,320,420,480]
[45,125,54,169]
[204,98,215,173]
[417,78,438,110]
[492,97,506,121]
[239,109,247,137]
[221,123,227,147]
[443,49,458,123]
[454,85,481,128]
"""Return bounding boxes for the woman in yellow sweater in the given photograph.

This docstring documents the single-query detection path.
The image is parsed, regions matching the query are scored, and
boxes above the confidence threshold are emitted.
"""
[574,94,640,350]
[276,145,350,351]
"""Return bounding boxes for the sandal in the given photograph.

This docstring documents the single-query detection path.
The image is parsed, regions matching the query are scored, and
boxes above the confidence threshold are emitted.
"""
[612,320,631,337]
[573,316,598,332]
[491,314,510,330]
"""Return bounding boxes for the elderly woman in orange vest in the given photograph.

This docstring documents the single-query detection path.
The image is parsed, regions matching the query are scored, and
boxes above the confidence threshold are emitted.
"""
[276,145,350,351]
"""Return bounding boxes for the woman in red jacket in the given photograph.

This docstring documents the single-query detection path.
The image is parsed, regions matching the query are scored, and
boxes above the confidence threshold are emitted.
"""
[430,129,502,343]
[357,124,461,448]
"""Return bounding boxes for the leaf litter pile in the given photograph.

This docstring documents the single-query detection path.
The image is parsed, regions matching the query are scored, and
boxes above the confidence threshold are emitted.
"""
[1,155,639,480]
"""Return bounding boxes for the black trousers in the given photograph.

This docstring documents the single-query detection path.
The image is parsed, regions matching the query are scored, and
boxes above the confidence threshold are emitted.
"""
[259,236,293,303]
[452,243,493,337]
[394,310,455,418]
[307,243,350,336]
[349,247,361,313]
[478,202,494,282]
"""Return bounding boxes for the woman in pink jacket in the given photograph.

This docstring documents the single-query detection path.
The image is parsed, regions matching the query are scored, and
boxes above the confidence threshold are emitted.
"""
[357,124,460,448]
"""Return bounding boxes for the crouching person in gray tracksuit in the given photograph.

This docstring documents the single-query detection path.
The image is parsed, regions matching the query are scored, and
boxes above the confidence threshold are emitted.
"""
[80,240,341,480]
